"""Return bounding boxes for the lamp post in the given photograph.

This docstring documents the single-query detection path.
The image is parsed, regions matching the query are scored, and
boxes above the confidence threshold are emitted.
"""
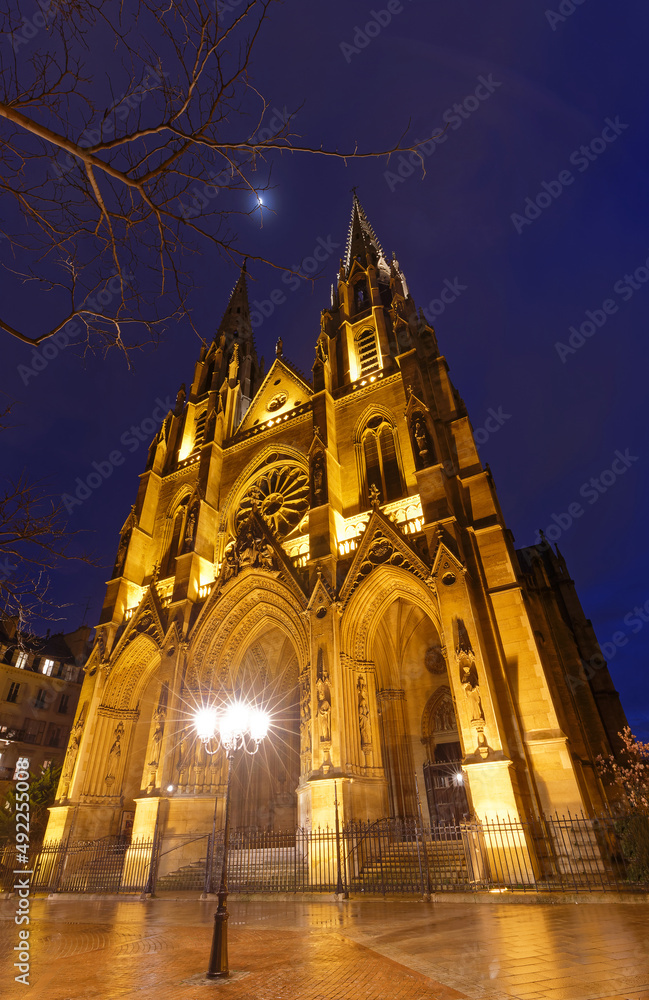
[194,701,270,979]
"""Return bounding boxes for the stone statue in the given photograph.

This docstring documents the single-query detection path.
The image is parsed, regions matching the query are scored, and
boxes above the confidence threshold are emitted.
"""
[357,676,371,746]
[368,483,381,508]
[223,540,239,581]
[460,662,484,722]
[316,668,332,743]
[413,415,430,464]
[312,453,327,505]
[434,694,456,732]
[61,716,84,794]
[113,528,130,576]
[105,721,125,784]
[184,504,198,549]
[299,675,311,752]
[147,706,166,769]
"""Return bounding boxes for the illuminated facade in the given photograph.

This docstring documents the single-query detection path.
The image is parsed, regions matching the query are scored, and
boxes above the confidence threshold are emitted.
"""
[45,196,627,849]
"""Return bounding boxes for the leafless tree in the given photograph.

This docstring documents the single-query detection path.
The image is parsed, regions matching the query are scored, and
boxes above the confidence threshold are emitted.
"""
[0,0,433,355]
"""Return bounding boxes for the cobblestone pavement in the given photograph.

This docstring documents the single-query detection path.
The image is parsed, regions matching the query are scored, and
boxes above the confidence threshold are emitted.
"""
[0,897,648,1000]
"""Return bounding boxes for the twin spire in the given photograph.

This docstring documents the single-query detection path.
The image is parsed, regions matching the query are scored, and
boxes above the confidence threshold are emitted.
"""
[343,192,389,278]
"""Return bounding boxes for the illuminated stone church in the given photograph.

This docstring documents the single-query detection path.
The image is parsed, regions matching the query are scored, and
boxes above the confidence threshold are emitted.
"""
[46,196,627,848]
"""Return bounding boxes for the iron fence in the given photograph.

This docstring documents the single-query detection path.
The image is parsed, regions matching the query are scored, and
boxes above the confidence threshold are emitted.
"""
[1,813,647,896]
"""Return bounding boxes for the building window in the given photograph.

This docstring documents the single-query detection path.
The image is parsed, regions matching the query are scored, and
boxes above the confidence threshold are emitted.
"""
[42,659,55,676]
[34,689,48,710]
[194,409,207,451]
[356,328,379,375]
[47,726,62,748]
[23,719,46,745]
[362,417,403,503]
[7,682,20,703]
[64,664,78,683]
[160,497,189,577]
[15,651,28,669]
[58,694,70,715]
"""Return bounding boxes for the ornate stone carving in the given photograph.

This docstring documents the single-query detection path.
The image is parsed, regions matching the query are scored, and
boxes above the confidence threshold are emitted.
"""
[424,644,446,675]
[267,392,287,412]
[237,465,309,537]
[357,675,371,746]
[60,711,85,797]
[105,721,125,786]
[221,516,277,583]
[433,693,456,732]
[299,672,312,754]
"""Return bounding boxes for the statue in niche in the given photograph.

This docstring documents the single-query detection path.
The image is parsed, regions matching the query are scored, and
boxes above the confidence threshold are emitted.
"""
[105,721,125,785]
[460,661,484,722]
[177,727,190,779]
[357,676,371,746]
[311,452,327,506]
[147,706,166,769]
[257,540,275,571]
[61,714,84,795]
[412,414,431,466]
[316,652,332,743]
[183,503,198,551]
[299,675,311,752]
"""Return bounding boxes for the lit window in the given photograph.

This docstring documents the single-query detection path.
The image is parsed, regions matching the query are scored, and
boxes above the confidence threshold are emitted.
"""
[42,659,55,676]
[15,651,28,669]
[362,417,403,504]
[356,328,379,375]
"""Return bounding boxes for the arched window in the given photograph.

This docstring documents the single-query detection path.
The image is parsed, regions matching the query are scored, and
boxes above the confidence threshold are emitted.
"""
[354,279,369,313]
[160,497,189,577]
[193,408,207,451]
[356,328,379,375]
[362,416,403,503]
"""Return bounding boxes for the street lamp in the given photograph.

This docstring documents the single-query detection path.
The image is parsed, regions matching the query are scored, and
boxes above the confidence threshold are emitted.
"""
[194,701,270,979]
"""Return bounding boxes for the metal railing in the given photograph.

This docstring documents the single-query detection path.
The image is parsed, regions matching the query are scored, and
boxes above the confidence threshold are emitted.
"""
[1,813,646,896]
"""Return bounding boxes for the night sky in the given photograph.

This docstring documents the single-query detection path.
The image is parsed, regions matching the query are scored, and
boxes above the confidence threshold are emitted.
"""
[2,0,648,738]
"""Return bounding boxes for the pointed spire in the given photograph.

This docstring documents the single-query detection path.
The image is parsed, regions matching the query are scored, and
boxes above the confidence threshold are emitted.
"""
[343,192,389,277]
[216,260,252,342]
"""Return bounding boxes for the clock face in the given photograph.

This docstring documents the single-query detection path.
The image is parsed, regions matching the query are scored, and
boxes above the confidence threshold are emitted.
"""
[267,392,288,412]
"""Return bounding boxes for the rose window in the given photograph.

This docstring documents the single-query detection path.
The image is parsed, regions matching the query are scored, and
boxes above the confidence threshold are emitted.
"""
[237,466,309,537]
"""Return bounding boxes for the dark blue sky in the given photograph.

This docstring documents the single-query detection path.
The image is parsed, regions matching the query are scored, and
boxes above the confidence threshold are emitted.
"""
[2,0,648,738]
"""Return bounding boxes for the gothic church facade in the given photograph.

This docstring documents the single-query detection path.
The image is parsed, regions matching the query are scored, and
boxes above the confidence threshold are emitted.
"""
[46,197,627,847]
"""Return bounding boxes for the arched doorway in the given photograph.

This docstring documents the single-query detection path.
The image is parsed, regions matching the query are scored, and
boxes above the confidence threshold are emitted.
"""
[223,624,300,831]
[371,595,449,821]
[421,686,470,824]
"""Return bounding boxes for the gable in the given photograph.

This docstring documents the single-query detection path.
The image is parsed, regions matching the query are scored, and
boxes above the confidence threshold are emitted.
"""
[236,358,313,435]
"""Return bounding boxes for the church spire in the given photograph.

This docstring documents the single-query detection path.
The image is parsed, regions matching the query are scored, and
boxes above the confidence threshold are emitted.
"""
[343,191,389,277]
[216,260,253,343]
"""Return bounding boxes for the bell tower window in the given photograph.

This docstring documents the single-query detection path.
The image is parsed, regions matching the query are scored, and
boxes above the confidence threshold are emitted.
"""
[362,417,403,503]
[356,328,379,376]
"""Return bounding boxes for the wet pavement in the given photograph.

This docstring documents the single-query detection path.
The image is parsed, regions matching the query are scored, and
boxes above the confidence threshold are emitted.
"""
[0,896,648,1000]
